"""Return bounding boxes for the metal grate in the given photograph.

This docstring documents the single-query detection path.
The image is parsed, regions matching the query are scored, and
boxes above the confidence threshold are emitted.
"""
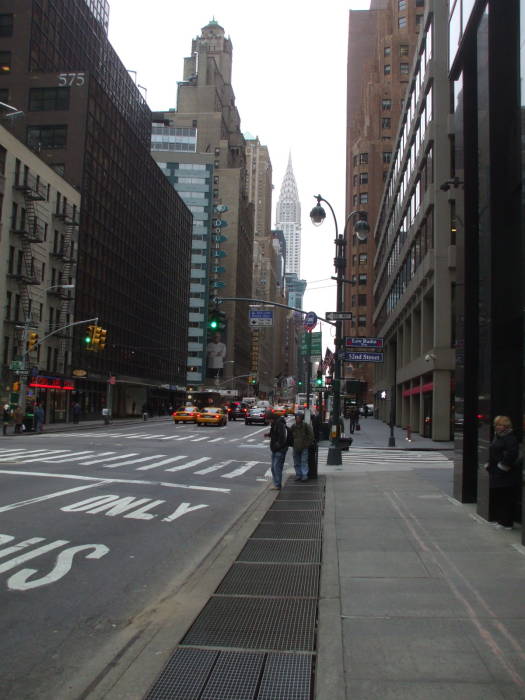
[278,491,323,501]
[262,509,322,524]
[258,653,313,700]
[271,500,323,511]
[144,647,218,699]
[201,651,264,700]
[251,522,322,540]
[237,539,322,563]
[215,563,320,597]
[181,597,317,651]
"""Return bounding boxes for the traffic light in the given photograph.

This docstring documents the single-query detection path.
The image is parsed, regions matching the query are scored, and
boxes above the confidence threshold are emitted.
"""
[208,309,226,331]
[27,332,39,352]
[248,375,257,385]
[98,328,108,351]
[85,325,95,348]
[91,325,102,349]
[315,370,323,386]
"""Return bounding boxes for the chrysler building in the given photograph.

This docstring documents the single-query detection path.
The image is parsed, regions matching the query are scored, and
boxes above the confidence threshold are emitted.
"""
[275,154,301,275]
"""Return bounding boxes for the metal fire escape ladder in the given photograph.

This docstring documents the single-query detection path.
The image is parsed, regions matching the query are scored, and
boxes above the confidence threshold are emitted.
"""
[55,202,78,373]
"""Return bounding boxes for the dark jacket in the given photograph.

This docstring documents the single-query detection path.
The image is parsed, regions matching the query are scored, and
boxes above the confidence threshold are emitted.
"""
[488,431,521,488]
[290,420,314,451]
[269,416,288,453]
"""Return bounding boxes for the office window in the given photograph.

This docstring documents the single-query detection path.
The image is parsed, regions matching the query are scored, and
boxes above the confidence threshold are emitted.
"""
[359,152,368,165]
[29,87,70,111]
[6,291,11,320]
[399,16,407,28]
[382,98,392,110]
[27,125,67,149]
[383,151,392,163]
[400,63,410,75]
[382,117,391,129]
[353,194,358,206]
[358,294,367,306]
[384,64,392,75]
[359,192,368,204]
[0,51,11,73]
[359,172,368,185]
[384,46,391,56]
[416,0,425,4]
[415,14,423,29]
[399,0,407,10]
[358,315,367,327]
[0,14,13,37]
[8,245,14,273]
[359,254,368,265]
[358,274,367,285]
[400,44,409,56]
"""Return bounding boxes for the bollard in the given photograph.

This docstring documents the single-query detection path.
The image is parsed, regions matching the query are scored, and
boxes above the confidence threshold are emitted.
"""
[405,425,412,442]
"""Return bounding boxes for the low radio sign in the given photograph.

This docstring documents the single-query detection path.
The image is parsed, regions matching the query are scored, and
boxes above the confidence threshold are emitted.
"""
[344,336,384,348]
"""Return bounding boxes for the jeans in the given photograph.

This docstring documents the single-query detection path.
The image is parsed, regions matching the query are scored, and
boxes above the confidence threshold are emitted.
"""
[293,448,309,480]
[271,449,287,488]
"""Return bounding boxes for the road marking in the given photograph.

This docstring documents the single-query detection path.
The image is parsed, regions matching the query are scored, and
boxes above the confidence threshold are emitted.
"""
[0,469,231,492]
[208,437,225,443]
[1,450,71,463]
[81,452,138,465]
[41,452,98,463]
[101,454,167,469]
[222,461,259,478]
[190,437,209,442]
[136,455,187,471]
[163,457,210,472]
[0,449,68,461]
[0,481,105,513]
[174,434,198,440]
[0,537,46,558]
[158,435,179,440]
[194,460,234,475]
[0,540,71,574]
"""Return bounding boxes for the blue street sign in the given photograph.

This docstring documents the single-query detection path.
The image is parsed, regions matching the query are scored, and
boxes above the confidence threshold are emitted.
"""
[303,311,318,331]
[344,336,384,348]
[343,351,384,363]
[249,308,273,327]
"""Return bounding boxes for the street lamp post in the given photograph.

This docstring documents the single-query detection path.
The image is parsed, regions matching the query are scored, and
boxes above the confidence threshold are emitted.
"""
[310,195,369,465]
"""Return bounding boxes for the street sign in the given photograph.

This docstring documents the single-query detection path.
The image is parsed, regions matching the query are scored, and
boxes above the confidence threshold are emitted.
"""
[326,312,353,321]
[343,351,384,363]
[300,332,322,356]
[249,308,273,327]
[303,311,318,331]
[9,361,23,371]
[345,336,384,348]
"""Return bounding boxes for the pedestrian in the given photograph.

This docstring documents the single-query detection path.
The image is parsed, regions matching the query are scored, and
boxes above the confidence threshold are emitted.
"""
[264,412,288,490]
[485,415,522,530]
[13,405,24,434]
[349,405,359,434]
[142,403,148,421]
[289,412,314,482]
[2,403,11,435]
[363,404,369,418]
[102,406,110,425]
[33,402,45,433]
[72,401,81,424]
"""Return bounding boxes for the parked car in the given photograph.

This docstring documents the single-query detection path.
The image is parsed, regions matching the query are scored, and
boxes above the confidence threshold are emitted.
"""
[227,401,248,421]
[245,406,269,425]
[196,407,228,427]
[172,406,199,424]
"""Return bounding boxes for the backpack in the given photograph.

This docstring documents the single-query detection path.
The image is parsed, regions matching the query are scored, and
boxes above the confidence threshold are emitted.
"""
[286,425,294,447]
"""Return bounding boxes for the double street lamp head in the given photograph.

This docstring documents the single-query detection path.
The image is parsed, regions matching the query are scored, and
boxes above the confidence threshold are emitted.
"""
[309,194,370,241]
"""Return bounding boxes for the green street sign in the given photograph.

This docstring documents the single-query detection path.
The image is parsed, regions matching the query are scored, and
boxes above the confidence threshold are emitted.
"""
[9,361,23,371]
[300,332,322,356]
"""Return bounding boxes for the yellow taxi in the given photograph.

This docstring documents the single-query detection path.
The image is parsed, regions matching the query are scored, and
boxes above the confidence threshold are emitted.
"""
[271,405,288,417]
[196,407,228,427]
[172,406,199,424]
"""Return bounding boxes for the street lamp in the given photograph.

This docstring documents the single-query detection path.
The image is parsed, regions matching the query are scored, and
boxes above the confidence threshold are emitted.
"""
[310,194,370,465]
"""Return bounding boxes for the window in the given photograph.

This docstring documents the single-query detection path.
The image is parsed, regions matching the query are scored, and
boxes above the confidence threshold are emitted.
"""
[400,63,410,75]
[51,163,65,177]
[358,294,367,306]
[8,245,14,273]
[359,253,368,265]
[352,194,358,206]
[351,294,356,307]
[0,51,11,73]
[359,152,368,165]
[359,172,368,185]
[352,155,357,167]
[399,16,407,28]
[399,0,407,9]
[416,0,425,4]
[382,98,392,110]
[29,87,70,111]
[382,118,391,129]
[400,44,409,56]
[415,14,423,29]
[27,125,67,149]
[358,274,367,285]
[358,315,367,327]
[384,46,391,56]
[0,14,12,37]
[384,64,392,75]
[0,88,8,103]
[359,192,368,204]
[383,151,392,163]
[353,175,357,186]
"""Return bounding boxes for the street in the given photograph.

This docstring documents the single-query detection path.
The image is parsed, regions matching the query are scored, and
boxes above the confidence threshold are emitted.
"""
[0,419,274,699]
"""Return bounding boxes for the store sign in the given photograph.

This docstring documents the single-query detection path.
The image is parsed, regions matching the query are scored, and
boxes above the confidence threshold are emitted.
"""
[28,376,75,391]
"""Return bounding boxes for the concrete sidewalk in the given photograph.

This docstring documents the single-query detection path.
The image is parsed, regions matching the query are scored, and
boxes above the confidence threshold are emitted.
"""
[338,413,454,451]
[316,420,525,699]
[2,414,173,435]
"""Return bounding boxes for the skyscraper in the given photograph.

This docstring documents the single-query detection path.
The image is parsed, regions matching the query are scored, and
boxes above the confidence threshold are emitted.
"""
[275,154,302,276]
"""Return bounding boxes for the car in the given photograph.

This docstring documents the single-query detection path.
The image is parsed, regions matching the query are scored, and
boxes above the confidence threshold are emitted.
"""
[172,406,199,424]
[271,405,287,417]
[245,406,269,425]
[196,407,228,426]
[227,401,248,421]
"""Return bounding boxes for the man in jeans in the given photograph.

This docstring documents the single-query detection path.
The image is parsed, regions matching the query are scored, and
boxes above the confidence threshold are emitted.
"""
[290,412,315,481]
[265,413,288,490]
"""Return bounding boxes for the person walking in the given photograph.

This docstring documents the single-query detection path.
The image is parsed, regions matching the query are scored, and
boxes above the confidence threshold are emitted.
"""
[13,405,24,434]
[485,415,522,530]
[102,406,110,425]
[264,412,288,490]
[349,405,359,434]
[33,402,45,433]
[2,403,11,435]
[289,412,314,482]
[72,401,81,424]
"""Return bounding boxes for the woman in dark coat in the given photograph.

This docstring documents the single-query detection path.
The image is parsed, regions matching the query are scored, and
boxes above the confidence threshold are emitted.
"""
[486,415,521,529]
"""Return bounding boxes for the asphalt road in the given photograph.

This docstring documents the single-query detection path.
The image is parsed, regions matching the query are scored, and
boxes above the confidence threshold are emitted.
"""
[0,418,274,699]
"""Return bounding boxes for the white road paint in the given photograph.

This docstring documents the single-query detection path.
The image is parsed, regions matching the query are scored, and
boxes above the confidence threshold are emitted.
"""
[101,454,167,468]
[194,460,234,475]
[136,455,186,471]
[190,437,209,442]
[165,457,209,472]
[207,437,225,443]
[0,537,45,559]
[0,449,67,461]
[0,539,70,574]
[81,452,138,465]
[163,502,208,522]
[61,494,209,522]
[0,481,106,513]
[222,461,259,478]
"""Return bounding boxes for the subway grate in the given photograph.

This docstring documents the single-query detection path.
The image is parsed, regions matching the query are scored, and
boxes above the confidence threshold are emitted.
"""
[180,597,317,651]
[144,647,218,699]
[200,650,264,700]
[271,500,323,511]
[258,652,313,700]
[251,522,322,540]
[262,509,322,524]
[215,563,320,598]
[237,538,322,563]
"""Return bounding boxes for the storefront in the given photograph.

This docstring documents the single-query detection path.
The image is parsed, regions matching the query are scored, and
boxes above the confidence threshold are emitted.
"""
[27,375,75,423]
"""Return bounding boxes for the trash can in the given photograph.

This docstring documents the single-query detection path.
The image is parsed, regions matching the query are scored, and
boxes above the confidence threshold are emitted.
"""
[23,412,34,432]
[308,442,318,479]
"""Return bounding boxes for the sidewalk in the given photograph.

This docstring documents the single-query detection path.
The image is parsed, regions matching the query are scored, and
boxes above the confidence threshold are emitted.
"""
[3,414,173,435]
[338,414,454,451]
[317,419,525,699]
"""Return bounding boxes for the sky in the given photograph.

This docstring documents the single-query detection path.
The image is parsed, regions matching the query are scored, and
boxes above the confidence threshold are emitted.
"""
[107,0,372,350]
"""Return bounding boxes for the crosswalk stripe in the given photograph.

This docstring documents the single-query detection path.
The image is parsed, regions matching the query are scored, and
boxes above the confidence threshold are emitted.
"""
[81,453,138,465]
[190,437,208,442]
[136,455,186,471]
[102,454,167,469]
[194,460,234,475]
[158,436,179,440]
[222,461,259,478]
[174,434,198,440]
[208,437,225,443]
[21,450,85,463]
[0,449,68,461]
[40,451,94,462]
[165,457,209,472]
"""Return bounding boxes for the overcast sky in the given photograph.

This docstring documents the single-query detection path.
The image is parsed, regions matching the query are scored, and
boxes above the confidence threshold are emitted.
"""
[108,0,372,348]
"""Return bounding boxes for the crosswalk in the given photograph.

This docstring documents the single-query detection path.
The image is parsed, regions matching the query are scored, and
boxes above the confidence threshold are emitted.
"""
[32,431,259,444]
[0,447,271,480]
[317,446,453,472]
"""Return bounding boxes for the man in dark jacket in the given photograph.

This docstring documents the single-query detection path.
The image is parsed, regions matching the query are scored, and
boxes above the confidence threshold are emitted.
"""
[265,413,288,489]
[486,415,521,529]
[290,412,315,481]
